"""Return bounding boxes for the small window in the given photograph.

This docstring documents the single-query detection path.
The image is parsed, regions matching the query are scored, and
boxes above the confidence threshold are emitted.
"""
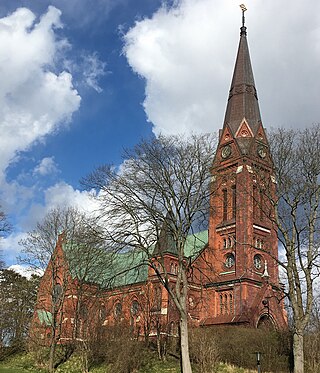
[170,263,174,273]
[223,236,233,249]
[225,253,235,268]
[254,254,262,270]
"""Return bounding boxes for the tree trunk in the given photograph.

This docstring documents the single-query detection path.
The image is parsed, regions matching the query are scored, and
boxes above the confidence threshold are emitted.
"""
[293,330,304,373]
[180,315,192,373]
[49,336,56,373]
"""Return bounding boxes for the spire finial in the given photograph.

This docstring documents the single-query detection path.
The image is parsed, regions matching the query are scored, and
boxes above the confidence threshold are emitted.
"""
[239,4,247,36]
[262,260,270,279]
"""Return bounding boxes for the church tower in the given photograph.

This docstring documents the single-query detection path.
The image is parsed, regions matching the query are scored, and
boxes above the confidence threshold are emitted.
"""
[206,8,287,328]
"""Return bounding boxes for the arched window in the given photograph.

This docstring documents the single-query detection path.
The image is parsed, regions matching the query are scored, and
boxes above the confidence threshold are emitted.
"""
[229,294,233,314]
[220,294,223,315]
[131,300,139,316]
[99,306,107,322]
[170,262,174,273]
[232,185,236,219]
[114,302,122,318]
[224,294,228,314]
[79,303,88,319]
[223,189,228,221]
[223,238,227,249]
[154,287,162,310]
[174,264,178,274]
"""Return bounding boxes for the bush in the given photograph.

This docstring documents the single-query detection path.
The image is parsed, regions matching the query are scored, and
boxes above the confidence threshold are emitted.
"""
[304,331,320,373]
[190,328,219,373]
[98,323,148,373]
[199,326,291,373]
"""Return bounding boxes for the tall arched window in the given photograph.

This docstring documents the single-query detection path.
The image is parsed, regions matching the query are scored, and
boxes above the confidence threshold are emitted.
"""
[229,294,233,314]
[154,287,162,310]
[232,185,236,219]
[224,294,228,314]
[114,302,122,319]
[131,300,139,316]
[223,189,228,221]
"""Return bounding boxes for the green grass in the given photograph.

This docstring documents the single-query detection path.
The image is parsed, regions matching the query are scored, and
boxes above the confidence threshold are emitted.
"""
[0,352,256,373]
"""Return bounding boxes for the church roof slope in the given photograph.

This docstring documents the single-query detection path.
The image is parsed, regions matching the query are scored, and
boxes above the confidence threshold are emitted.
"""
[62,230,208,289]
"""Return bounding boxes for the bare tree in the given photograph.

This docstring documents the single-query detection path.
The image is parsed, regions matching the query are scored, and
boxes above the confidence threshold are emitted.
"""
[256,125,320,373]
[0,205,11,269]
[20,206,105,373]
[84,134,216,373]
[0,206,11,238]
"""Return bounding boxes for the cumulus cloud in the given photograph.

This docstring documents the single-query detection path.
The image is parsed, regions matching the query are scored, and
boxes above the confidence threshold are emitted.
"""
[0,6,81,178]
[21,182,99,231]
[123,0,320,135]
[33,157,59,176]
[1,232,28,265]
[2,182,99,265]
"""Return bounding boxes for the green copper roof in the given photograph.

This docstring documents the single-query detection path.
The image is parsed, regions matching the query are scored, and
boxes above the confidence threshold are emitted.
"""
[184,230,208,258]
[62,230,208,289]
[37,309,52,326]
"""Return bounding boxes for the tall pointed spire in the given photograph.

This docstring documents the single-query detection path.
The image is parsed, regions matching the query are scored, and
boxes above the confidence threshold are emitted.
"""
[223,6,262,148]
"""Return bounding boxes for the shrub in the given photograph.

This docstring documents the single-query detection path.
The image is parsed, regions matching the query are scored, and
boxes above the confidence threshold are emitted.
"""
[190,328,219,373]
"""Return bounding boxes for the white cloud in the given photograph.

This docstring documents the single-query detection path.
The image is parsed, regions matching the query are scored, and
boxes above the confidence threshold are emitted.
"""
[21,182,99,231]
[7,264,43,279]
[123,0,320,135]
[1,182,100,265]
[82,52,107,93]
[33,157,59,176]
[1,232,28,265]
[0,6,81,178]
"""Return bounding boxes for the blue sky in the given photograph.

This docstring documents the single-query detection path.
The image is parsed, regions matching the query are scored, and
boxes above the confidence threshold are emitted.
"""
[1,0,320,267]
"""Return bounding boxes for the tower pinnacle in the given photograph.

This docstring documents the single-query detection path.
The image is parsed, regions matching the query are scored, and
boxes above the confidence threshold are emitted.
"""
[221,5,262,154]
[240,4,247,36]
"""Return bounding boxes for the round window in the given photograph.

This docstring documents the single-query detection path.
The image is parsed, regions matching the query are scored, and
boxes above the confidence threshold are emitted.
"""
[225,253,235,268]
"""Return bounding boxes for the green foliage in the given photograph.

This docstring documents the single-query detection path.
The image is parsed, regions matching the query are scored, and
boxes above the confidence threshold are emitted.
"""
[0,270,40,354]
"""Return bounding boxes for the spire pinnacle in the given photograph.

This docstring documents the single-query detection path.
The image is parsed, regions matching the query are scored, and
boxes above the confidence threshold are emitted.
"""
[221,5,262,153]
[239,4,247,36]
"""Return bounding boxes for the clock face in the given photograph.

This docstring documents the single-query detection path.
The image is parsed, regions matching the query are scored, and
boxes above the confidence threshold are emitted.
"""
[221,145,232,159]
[257,145,267,158]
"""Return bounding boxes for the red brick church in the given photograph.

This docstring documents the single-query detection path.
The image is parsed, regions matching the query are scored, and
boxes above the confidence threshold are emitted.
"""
[32,17,287,344]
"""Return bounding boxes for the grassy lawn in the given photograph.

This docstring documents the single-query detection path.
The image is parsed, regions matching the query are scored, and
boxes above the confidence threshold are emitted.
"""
[0,353,256,373]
